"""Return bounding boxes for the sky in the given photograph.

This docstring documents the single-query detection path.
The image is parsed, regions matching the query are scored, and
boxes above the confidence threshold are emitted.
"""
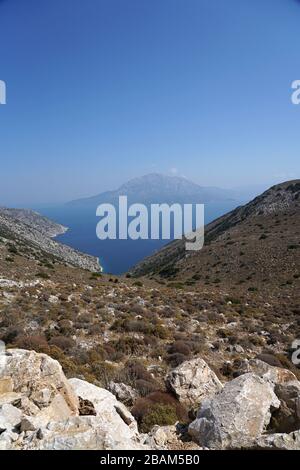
[0,0,300,205]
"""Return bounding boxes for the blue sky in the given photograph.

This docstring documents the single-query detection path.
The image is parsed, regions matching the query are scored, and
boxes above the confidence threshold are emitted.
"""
[0,0,299,205]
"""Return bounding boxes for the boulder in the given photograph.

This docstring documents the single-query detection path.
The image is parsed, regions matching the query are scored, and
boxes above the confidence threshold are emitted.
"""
[22,416,148,450]
[69,378,138,435]
[108,381,138,406]
[0,349,150,450]
[188,373,280,449]
[253,430,300,450]
[1,349,79,415]
[237,359,300,434]
[237,359,297,385]
[269,381,300,433]
[165,357,223,408]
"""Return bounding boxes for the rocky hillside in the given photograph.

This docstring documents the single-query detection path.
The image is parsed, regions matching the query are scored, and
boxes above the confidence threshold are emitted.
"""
[130,180,300,294]
[0,234,299,448]
[0,182,299,450]
[0,208,67,237]
[1,349,300,450]
[0,208,100,272]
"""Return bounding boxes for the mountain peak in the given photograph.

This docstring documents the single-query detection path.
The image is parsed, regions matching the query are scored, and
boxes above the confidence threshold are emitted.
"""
[68,173,234,206]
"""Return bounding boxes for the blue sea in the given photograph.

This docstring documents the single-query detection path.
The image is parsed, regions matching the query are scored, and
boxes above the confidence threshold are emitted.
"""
[36,200,242,274]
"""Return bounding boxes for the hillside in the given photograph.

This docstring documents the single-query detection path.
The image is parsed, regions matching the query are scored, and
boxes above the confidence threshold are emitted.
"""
[0,207,100,272]
[130,180,300,294]
[0,189,300,449]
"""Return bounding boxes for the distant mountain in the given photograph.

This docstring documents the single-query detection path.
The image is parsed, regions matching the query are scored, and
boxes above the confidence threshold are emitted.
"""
[68,173,236,206]
[130,180,300,292]
[0,207,100,272]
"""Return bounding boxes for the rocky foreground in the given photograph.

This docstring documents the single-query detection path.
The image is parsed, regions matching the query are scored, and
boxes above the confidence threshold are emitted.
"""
[1,349,300,450]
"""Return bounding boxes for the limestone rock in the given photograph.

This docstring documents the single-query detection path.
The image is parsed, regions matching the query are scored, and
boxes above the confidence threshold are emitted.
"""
[238,359,297,385]
[0,377,13,395]
[254,430,300,450]
[270,381,300,433]
[165,357,223,408]
[108,382,138,406]
[0,404,22,432]
[69,378,138,434]
[188,373,280,449]
[1,349,79,415]
[22,416,148,450]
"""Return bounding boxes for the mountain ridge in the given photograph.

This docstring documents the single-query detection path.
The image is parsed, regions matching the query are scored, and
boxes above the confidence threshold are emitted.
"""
[0,207,100,272]
[67,173,236,206]
[130,180,300,291]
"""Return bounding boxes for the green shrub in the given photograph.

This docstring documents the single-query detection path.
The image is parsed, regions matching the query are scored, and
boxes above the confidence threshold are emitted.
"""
[139,404,177,433]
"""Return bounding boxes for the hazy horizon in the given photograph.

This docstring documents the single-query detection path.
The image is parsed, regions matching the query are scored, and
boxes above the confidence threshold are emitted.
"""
[0,0,300,205]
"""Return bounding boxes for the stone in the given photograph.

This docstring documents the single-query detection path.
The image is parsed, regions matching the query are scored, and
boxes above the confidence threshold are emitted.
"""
[1,349,79,415]
[165,357,223,408]
[0,377,13,394]
[0,404,22,432]
[237,359,297,385]
[188,373,280,449]
[22,416,148,450]
[0,392,22,406]
[253,430,300,450]
[108,382,138,406]
[145,425,203,451]
[69,378,137,433]
[20,394,74,432]
[269,381,300,433]
[0,430,19,450]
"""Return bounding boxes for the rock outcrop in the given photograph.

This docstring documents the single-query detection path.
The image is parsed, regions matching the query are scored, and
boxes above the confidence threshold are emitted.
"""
[0,349,147,450]
[237,358,298,385]
[188,373,280,449]
[253,430,300,450]
[165,357,223,409]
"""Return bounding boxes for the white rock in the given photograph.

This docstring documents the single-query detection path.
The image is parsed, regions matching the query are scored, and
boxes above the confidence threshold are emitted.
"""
[108,382,138,406]
[0,404,22,432]
[22,416,148,450]
[69,378,137,432]
[1,349,79,415]
[189,373,280,449]
[238,359,297,385]
[165,357,223,408]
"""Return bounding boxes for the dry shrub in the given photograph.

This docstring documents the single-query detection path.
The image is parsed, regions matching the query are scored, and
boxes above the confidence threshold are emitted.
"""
[166,353,187,368]
[112,336,145,356]
[132,391,188,433]
[50,335,75,351]
[168,340,191,357]
[14,334,50,354]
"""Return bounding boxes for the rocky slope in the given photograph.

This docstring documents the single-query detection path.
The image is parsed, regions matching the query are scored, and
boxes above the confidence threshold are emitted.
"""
[130,180,300,294]
[0,208,100,272]
[0,208,67,237]
[1,349,300,450]
[0,181,299,450]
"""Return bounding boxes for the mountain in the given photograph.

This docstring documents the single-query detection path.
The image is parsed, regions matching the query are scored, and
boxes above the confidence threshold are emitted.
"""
[130,180,300,292]
[68,173,236,206]
[0,207,100,272]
